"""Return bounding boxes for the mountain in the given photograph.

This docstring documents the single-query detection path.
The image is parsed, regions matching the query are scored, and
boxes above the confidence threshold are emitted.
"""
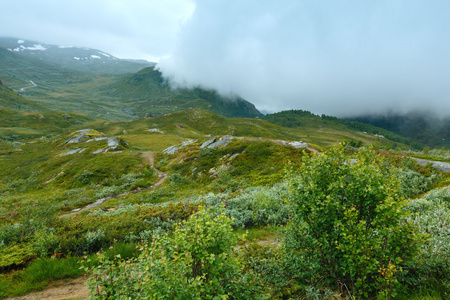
[0,39,261,120]
[0,37,154,74]
[346,111,450,148]
[95,67,263,118]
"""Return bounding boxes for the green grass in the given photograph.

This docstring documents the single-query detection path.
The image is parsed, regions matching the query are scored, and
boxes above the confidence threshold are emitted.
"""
[0,256,84,298]
[123,133,186,151]
[0,242,140,299]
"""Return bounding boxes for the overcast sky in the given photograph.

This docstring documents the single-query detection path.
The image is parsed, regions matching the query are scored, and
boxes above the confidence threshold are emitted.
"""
[1,0,450,116]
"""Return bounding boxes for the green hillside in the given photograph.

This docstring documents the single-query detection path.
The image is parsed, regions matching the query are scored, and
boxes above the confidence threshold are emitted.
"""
[0,80,45,112]
[347,112,450,149]
[263,109,425,149]
[0,48,261,120]
[94,67,262,118]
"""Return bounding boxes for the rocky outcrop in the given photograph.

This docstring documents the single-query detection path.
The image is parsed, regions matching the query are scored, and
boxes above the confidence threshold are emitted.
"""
[162,139,196,155]
[200,135,235,149]
[64,129,106,144]
[62,129,128,155]
[147,128,164,134]
[163,145,179,155]
[60,148,86,156]
[277,140,308,148]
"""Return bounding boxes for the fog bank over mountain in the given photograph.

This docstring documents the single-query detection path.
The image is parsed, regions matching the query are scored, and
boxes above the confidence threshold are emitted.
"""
[158,0,450,117]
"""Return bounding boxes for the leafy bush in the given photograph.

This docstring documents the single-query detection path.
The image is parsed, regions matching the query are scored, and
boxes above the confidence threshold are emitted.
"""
[285,145,423,298]
[85,206,266,299]
[84,229,106,252]
[168,172,185,186]
[397,168,439,198]
[33,226,60,257]
[192,183,291,228]
[95,185,120,198]
[0,243,35,270]
[400,187,450,298]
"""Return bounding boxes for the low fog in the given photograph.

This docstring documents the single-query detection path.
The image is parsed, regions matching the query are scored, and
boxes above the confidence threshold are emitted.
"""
[158,0,450,117]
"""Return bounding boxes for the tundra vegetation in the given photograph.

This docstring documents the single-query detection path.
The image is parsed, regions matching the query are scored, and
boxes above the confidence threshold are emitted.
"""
[0,129,448,299]
[1,41,449,298]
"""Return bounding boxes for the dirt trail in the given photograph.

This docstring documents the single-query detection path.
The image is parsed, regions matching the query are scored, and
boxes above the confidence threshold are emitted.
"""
[59,152,168,217]
[18,80,37,92]
[5,277,90,300]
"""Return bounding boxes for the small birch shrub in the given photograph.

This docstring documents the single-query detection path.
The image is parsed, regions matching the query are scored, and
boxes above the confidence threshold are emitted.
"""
[85,206,266,299]
[285,145,423,298]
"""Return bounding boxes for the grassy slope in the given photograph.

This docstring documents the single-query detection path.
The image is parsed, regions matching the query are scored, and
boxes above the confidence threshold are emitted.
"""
[93,67,262,118]
[263,109,424,149]
[347,112,450,149]
[98,108,408,150]
[0,50,261,121]
[0,108,446,299]
[0,82,45,112]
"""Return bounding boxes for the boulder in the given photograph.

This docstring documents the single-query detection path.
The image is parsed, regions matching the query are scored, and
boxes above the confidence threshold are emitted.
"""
[60,148,85,156]
[147,128,164,134]
[288,141,308,148]
[200,138,216,149]
[202,136,235,149]
[65,129,106,144]
[163,145,179,155]
[277,140,308,149]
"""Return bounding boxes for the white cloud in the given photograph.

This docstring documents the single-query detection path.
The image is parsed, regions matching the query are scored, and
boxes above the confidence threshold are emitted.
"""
[158,0,450,116]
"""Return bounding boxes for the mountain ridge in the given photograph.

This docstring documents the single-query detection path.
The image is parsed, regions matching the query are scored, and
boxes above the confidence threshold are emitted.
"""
[0,37,154,74]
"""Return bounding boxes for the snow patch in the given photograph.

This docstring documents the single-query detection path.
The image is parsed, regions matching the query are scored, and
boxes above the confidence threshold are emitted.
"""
[11,44,47,51]
[74,57,80,60]
[26,44,47,51]
[98,52,110,57]
[59,45,74,48]
[90,55,101,59]
[17,39,24,44]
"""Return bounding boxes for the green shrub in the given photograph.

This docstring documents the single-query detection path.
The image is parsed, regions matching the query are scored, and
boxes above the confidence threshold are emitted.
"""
[285,145,423,298]
[33,226,60,257]
[168,172,185,186]
[95,185,119,198]
[84,229,106,252]
[400,187,450,298]
[0,243,35,270]
[86,206,266,299]
[397,168,439,198]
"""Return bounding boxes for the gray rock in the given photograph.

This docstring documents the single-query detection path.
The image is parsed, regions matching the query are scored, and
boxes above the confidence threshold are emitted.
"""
[204,136,234,149]
[181,139,196,147]
[65,129,105,144]
[277,140,308,148]
[12,142,22,147]
[200,138,216,149]
[147,128,164,134]
[107,137,120,148]
[92,149,103,154]
[288,141,308,148]
[60,148,85,156]
[163,145,179,155]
